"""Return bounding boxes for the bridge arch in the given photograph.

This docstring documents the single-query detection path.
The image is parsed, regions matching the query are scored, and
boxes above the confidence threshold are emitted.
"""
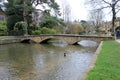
[40,38,69,44]
[21,39,37,43]
[40,38,53,44]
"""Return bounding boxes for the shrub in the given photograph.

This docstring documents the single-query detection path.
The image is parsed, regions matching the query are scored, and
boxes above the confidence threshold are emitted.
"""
[66,23,84,34]
[40,27,57,34]
[32,30,41,35]
[0,21,7,35]
[14,21,28,35]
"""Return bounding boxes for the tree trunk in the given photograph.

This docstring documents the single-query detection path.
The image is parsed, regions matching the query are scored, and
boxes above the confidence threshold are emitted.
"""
[111,4,116,36]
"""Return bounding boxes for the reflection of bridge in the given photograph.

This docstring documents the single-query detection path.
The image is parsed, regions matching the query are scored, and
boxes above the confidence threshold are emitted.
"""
[20,34,112,44]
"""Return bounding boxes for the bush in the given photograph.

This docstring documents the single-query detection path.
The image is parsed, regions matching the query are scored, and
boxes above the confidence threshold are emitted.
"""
[66,23,84,34]
[0,21,7,35]
[40,27,57,34]
[14,21,28,35]
[32,30,41,35]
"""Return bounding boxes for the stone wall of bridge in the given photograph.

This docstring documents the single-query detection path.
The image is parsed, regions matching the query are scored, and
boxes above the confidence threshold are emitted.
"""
[20,35,112,44]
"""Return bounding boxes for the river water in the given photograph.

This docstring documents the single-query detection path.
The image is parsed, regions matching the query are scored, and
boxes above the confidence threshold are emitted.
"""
[0,42,97,80]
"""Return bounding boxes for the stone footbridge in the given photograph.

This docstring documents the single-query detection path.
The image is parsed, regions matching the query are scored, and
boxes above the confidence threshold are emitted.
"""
[20,34,112,44]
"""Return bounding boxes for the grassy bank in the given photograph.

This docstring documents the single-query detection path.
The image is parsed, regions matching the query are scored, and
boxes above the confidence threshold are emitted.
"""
[86,41,120,80]
[0,36,17,40]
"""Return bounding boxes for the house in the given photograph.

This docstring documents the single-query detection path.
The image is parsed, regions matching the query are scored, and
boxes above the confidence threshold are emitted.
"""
[98,21,111,35]
[115,17,120,27]
[0,9,6,21]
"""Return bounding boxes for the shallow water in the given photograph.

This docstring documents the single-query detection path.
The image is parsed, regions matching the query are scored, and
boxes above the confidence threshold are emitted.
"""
[0,43,97,80]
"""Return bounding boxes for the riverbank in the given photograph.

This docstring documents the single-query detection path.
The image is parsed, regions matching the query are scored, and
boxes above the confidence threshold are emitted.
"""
[0,36,20,44]
[85,40,120,80]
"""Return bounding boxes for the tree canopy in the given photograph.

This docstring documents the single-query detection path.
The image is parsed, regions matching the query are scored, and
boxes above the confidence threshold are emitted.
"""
[0,0,61,35]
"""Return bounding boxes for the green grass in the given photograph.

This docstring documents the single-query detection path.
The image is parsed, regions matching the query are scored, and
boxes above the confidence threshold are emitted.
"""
[86,40,120,80]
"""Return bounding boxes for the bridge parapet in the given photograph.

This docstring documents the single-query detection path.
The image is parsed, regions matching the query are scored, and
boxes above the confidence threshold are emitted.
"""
[20,34,112,44]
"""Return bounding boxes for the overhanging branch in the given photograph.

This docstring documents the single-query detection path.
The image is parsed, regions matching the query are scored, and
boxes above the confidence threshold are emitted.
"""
[96,5,111,10]
[103,0,111,5]
[115,0,120,5]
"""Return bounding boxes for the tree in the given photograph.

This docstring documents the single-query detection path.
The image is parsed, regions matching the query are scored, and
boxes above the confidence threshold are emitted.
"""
[87,0,120,36]
[88,9,104,32]
[80,20,89,34]
[39,15,66,33]
[4,0,34,35]
[61,0,71,22]
[1,0,61,35]
[66,23,84,34]
[0,0,5,10]
[14,21,28,35]
[50,2,61,17]
[33,0,60,16]
[60,0,71,33]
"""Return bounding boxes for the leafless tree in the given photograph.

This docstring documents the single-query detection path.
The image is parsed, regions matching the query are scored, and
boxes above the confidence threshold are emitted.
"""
[63,4,71,23]
[87,0,120,36]
[88,9,104,32]
[61,0,72,33]
[61,0,71,22]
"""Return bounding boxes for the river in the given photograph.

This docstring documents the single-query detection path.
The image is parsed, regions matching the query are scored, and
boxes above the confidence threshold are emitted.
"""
[0,41,97,80]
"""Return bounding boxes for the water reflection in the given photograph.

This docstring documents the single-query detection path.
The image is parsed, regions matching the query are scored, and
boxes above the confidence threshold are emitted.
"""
[78,40,98,47]
[48,39,68,47]
[0,42,97,80]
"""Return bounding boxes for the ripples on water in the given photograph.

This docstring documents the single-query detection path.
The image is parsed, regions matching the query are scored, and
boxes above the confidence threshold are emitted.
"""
[0,40,97,80]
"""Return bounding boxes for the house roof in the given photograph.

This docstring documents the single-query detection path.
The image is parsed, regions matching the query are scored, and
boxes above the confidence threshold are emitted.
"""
[0,8,6,16]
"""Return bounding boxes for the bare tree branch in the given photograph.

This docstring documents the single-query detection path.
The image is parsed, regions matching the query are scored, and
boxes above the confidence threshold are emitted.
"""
[116,8,120,13]
[97,6,111,10]
[115,0,120,5]
[102,0,111,5]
